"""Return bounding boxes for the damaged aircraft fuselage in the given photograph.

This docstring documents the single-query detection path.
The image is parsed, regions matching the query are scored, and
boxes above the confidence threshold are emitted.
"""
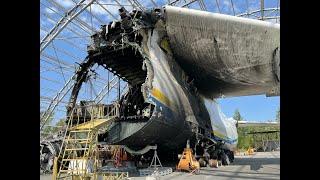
[66,5,279,160]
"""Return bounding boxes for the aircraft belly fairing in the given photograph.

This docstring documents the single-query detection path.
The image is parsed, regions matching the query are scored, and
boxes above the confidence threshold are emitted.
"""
[204,99,238,151]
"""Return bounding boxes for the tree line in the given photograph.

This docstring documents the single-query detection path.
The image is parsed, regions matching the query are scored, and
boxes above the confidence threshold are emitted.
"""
[233,107,280,150]
[40,111,65,138]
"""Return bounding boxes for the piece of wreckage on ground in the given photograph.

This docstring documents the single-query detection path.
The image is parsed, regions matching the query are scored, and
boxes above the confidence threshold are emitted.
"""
[40,5,279,173]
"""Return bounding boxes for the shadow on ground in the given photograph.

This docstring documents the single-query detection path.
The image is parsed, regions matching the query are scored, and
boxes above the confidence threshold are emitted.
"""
[234,157,280,170]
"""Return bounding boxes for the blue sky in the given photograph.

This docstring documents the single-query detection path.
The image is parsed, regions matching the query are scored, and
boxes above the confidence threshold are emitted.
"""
[40,0,280,124]
[218,95,279,122]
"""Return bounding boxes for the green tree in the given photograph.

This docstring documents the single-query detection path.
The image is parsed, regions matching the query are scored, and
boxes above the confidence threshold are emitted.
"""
[237,127,253,150]
[276,107,280,122]
[40,111,54,137]
[55,118,66,126]
[40,111,66,138]
[233,109,244,122]
[51,118,66,133]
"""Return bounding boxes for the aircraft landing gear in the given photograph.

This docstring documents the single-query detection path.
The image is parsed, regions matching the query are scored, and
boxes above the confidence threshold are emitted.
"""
[221,151,230,166]
[198,158,207,167]
[228,151,234,163]
[208,159,218,168]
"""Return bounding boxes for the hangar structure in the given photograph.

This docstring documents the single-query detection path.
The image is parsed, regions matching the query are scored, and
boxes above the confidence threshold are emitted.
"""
[40,0,280,177]
[40,0,280,134]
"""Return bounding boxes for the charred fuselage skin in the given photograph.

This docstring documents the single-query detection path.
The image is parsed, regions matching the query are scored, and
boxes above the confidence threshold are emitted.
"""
[164,6,280,98]
[64,7,213,154]
[104,24,212,151]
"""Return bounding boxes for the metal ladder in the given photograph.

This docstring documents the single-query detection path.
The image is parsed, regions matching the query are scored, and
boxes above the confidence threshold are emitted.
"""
[55,105,118,180]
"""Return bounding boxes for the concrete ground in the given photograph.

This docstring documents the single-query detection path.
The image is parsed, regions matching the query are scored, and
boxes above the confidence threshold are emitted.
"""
[41,151,280,180]
[40,174,52,180]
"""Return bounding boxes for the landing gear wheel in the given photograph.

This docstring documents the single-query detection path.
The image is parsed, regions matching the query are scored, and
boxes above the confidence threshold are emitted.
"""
[229,151,234,163]
[221,152,230,166]
[209,159,218,168]
[198,158,207,167]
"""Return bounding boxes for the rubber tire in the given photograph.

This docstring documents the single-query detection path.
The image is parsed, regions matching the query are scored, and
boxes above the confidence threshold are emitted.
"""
[199,158,207,167]
[221,153,230,166]
[209,159,218,168]
[226,151,234,163]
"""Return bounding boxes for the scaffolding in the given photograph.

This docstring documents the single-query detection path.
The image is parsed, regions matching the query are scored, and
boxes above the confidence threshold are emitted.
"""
[54,103,124,179]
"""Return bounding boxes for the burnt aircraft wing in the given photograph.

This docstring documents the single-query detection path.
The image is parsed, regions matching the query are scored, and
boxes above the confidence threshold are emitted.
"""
[164,6,280,98]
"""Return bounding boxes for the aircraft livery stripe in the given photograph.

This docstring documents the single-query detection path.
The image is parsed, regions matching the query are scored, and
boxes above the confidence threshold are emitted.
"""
[213,130,237,144]
[213,135,237,144]
[151,88,171,107]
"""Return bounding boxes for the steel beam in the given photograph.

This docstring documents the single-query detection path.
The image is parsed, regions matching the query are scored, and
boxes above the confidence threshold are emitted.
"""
[40,0,96,53]
[40,71,79,131]
[236,8,280,17]
[261,0,264,20]
[93,76,118,103]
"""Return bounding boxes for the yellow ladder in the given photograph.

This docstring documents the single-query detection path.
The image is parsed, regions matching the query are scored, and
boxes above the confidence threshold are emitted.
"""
[56,118,114,180]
